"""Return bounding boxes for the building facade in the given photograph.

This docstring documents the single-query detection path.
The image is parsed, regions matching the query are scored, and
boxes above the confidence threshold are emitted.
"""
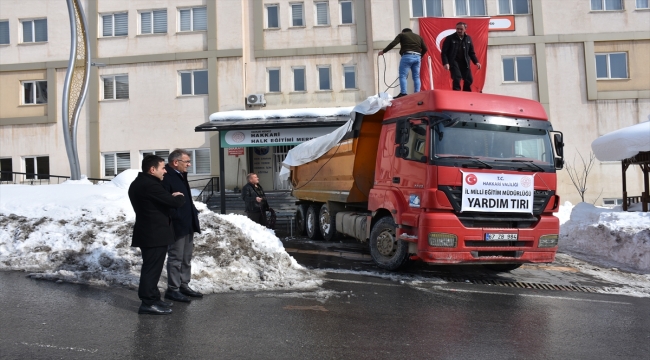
[0,0,648,204]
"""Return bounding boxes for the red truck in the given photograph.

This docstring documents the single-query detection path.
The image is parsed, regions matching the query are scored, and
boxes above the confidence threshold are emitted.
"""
[290,90,564,271]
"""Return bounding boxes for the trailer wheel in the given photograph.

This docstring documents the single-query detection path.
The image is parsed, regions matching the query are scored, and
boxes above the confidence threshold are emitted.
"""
[318,203,338,241]
[306,204,322,240]
[369,216,409,270]
[482,264,522,272]
[294,204,309,236]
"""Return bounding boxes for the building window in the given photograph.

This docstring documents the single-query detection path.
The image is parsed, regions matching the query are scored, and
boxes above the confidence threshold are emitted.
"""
[142,150,170,163]
[340,1,355,23]
[21,18,47,43]
[502,56,534,82]
[140,9,167,34]
[591,0,623,10]
[24,156,49,179]
[179,7,207,32]
[0,158,13,182]
[315,2,329,26]
[595,52,628,79]
[102,12,128,37]
[498,0,529,14]
[22,80,48,104]
[317,66,331,90]
[412,0,443,17]
[291,3,304,27]
[293,67,306,91]
[636,0,649,9]
[103,152,130,177]
[0,20,9,45]
[103,75,129,100]
[268,68,281,92]
[186,148,210,175]
[266,4,280,28]
[603,198,624,207]
[179,70,208,95]
[343,65,356,89]
[455,0,486,16]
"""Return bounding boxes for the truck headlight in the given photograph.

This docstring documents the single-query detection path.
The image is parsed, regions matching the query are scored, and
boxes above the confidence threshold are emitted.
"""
[428,233,457,248]
[538,234,559,248]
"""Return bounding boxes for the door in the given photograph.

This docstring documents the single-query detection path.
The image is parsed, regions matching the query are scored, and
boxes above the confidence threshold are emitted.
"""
[273,145,295,190]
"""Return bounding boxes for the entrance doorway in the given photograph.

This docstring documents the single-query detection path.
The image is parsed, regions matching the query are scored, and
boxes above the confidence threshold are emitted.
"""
[273,145,294,190]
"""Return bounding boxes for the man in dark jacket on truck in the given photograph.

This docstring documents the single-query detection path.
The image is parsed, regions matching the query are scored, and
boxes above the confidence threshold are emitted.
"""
[441,22,482,92]
[242,173,268,227]
[378,28,428,98]
[129,155,185,315]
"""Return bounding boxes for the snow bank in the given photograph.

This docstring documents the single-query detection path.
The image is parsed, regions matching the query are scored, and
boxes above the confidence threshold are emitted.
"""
[209,106,354,121]
[0,181,321,293]
[557,202,650,273]
[591,120,650,161]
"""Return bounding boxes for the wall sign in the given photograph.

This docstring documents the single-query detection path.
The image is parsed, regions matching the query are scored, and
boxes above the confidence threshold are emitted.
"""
[228,147,245,156]
[220,127,338,148]
[488,16,515,31]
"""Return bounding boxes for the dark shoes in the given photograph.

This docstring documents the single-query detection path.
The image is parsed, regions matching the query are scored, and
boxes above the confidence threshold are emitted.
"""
[155,299,173,308]
[138,303,172,315]
[165,290,191,303]
[394,93,407,99]
[180,286,203,298]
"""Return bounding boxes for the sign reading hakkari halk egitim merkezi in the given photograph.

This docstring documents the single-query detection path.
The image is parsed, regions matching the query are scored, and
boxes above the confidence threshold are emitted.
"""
[461,172,534,213]
[221,127,338,148]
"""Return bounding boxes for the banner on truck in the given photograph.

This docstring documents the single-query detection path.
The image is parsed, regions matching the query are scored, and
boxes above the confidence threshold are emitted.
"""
[461,172,534,213]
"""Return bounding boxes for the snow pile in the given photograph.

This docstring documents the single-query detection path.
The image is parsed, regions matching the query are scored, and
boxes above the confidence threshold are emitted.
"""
[0,178,320,292]
[591,120,650,161]
[557,202,650,273]
[209,106,354,121]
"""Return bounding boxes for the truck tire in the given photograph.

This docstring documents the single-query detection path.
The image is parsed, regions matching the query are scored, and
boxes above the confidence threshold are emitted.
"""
[318,203,338,241]
[295,204,308,236]
[306,204,322,240]
[369,216,409,270]
[483,264,522,272]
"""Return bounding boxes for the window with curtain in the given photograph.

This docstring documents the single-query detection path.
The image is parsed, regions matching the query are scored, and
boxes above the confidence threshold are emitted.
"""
[140,9,167,34]
[291,3,304,26]
[595,53,628,79]
[340,1,355,23]
[186,149,210,175]
[179,7,207,31]
[0,21,9,44]
[103,152,130,177]
[22,80,47,104]
[318,66,331,90]
[498,0,530,14]
[179,70,208,95]
[293,67,306,91]
[315,2,329,25]
[268,68,281,92]
[102,12,128,37]
[141,150,170,163]
[22,19,47,42]
[343,65,356,89]
[636,0,649,8]
[455,0,486,16]
[502,56,534,82]
[103,75,129,100]
[412,0,443,17]
[267,4,279,28]
[591,0,623,10]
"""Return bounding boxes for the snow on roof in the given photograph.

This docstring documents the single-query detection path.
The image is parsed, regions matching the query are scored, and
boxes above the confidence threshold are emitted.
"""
[209,106,354,122]
[591,120,650,162]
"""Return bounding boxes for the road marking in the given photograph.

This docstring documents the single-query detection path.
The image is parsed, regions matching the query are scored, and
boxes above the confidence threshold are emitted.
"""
[431,287,632,305]
[19,342,98,353]
[284,305,328,311]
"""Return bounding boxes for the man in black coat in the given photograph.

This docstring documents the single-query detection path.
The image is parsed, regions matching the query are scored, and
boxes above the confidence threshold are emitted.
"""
[441,22,482,92]
[242,173,268,226]
[129,155,185,315]
[162,149,202,303]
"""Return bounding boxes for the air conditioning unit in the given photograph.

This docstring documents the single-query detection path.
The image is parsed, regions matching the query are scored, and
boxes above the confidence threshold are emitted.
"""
[246,94,266,107]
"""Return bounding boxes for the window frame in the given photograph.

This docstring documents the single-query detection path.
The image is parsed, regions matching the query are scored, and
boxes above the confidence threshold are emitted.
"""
[410,0,443,18]
[454,0,487,16]
[21,80,48,105]
[290,2,305,27]
[595,52,629,80]
[102,74,130,100]
[340,0,355,24]
[590,0,624,11]
[266,4,280,29]
[178,69,209,96]
[186,148,211,175]
[20,18,48,43]
[314,1,330,26]
[267,68,281,93]
[317,65,332,91]
[501,55,535,83]
[292,66,307,92]
[100,12,128,37]
[140,150,170,163]
[342,65,357,89]
[497,0,530,15]
[102,152,131,177]
[139,9,167,35]
[178,6,207,32]
[636,0,649,9]
[23,155,50,180]
[0,20,9,45]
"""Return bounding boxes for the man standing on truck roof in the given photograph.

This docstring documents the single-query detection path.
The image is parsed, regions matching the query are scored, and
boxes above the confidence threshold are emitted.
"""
[441,22,482,92]
[242,173,269,227]
[378,28,428,99]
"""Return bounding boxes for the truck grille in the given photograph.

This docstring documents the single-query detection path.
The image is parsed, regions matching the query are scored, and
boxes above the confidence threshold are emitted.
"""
[439,186,554,229]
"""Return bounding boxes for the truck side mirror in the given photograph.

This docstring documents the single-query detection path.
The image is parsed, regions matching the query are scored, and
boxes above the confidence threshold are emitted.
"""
[551,131,564,170]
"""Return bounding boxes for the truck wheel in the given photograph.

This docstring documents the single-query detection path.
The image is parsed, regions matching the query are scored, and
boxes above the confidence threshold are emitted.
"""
[295,204,308,236]
[306,204,322,240]
[369,216,409,270]
[483,264,522,272]
[319,203,338,241]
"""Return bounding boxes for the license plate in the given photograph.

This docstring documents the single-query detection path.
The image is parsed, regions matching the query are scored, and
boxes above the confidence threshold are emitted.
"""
[485,233,518,241]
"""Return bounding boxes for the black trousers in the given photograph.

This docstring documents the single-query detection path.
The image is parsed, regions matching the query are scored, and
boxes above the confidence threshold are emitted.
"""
[450,61,473,92]
[138,246,167,306]
[246,211,267,227]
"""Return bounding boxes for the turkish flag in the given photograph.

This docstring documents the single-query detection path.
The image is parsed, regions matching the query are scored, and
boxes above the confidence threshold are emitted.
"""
[419,18,489,92]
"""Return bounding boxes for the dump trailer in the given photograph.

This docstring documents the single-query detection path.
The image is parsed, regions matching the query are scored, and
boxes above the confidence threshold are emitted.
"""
[290,90,564,271]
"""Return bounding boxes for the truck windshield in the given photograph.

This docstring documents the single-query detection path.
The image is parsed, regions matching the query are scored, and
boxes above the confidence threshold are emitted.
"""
[432,122,554,167]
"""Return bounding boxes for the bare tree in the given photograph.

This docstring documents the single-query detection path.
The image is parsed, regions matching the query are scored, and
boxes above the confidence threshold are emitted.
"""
[565,150,597,203]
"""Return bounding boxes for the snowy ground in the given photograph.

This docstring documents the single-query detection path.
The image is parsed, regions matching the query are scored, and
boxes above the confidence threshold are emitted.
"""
[1,172,649,297]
